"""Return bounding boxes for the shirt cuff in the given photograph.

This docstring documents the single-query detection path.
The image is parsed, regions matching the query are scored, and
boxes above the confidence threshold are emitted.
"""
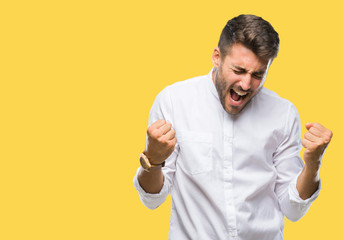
[288,172,321,211]
[133,167,169,209]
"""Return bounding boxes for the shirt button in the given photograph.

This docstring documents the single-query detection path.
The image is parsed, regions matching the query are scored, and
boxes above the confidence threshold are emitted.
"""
[224,135,232,142]
[230,230,237,237]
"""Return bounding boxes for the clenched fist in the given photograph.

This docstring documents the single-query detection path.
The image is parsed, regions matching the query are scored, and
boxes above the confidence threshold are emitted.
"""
[145,119,177,165]
[301,122,333,168]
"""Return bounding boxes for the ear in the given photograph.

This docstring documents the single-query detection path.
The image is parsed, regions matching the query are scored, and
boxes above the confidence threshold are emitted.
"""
[212,47,221,68]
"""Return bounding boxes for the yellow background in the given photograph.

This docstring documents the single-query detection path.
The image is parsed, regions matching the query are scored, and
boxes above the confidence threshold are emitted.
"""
[1,0,342,239]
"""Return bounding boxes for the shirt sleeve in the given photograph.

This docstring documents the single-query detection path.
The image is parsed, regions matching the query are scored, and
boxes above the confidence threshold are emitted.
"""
[133,86,178,210]
[273,103,321,222]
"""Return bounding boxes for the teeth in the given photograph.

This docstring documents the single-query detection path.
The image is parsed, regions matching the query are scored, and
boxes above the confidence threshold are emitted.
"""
[234,89,248,96]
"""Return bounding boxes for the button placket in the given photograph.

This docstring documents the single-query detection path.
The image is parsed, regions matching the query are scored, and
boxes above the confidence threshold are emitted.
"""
[223,113,237,237]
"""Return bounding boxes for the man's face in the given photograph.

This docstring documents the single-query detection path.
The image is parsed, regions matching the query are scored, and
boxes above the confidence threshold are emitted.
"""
[212,43,269,115]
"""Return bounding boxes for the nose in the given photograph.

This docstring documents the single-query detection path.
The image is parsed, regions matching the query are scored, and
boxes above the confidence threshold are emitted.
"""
[240,74,252,91]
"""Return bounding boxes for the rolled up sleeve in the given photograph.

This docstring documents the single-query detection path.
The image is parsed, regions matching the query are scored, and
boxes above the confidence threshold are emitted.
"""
[133,167,170,209]
[278,171,321,221]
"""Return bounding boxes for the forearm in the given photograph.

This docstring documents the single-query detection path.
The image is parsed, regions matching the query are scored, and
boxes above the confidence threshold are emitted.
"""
[137,168,164,194]
[296,162,320,200]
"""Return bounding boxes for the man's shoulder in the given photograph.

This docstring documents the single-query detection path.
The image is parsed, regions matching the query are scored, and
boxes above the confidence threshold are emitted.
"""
[255,87,299,118]
[160,72,209,98]
[168,74,208,91]
[258,87,294,107]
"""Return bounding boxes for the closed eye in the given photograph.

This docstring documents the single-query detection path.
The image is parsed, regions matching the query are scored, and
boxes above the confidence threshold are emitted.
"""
[252,74,263,80]
[233,69,245,75]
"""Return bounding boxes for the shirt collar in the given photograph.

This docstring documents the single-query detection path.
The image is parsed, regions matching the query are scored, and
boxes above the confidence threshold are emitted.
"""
[207,68,220,100]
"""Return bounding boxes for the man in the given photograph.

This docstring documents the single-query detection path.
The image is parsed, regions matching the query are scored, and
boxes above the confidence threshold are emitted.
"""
[133,14,332,239]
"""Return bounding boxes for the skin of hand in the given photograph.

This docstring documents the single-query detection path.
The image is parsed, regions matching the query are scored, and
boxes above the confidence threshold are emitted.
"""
[145,119,177,164]
[301,122,333,169]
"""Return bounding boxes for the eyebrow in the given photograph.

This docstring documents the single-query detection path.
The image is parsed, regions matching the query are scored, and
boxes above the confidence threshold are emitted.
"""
[232,64,266,75]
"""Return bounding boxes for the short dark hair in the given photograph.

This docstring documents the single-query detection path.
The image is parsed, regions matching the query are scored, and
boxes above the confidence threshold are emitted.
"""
[218,14,280,61]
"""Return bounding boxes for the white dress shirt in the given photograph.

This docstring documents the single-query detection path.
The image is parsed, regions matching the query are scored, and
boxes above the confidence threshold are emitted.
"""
[134,69,320,240]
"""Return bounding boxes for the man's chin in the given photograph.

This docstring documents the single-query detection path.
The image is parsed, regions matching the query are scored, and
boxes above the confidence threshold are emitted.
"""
[225,106,242,115]
[224,100,250,115]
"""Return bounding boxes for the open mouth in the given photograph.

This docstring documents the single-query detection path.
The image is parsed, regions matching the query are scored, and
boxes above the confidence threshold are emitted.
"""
[230,89,248,103]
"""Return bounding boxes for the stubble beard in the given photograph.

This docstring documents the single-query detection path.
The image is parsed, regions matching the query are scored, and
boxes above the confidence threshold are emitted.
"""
[214,69,230,113]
